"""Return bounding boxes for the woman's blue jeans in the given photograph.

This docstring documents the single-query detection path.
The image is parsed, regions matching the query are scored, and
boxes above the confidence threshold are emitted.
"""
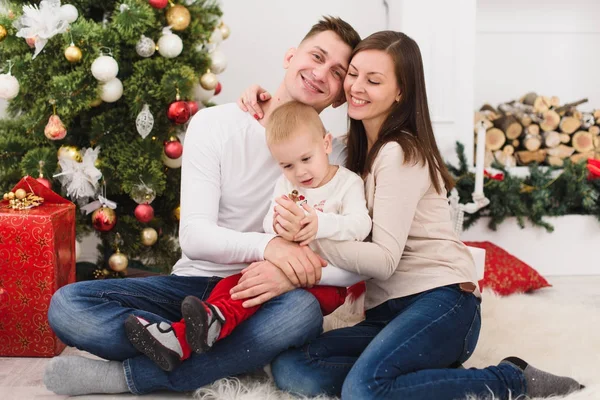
[47,275,323,394]
[272,284,526,400]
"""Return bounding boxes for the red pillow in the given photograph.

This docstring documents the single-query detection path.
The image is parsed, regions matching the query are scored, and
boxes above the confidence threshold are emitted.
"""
[463,241,551,295]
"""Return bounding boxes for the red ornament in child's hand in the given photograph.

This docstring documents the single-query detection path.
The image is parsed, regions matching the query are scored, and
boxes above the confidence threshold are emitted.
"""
[167,101,191,124]
[214,82,222,96]
[148,0,168,9]
[134,203,154,223]
[164,138,183,159]
[187,101,199,116]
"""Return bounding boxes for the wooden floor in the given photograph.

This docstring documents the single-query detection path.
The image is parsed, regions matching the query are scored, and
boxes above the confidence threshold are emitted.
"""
[1,275,599,400]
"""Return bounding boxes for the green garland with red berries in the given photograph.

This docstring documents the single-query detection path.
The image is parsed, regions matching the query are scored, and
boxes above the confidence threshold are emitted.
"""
[446,142,600,232]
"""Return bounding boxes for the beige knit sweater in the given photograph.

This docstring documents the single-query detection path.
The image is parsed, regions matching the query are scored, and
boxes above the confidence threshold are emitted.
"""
[315,142,481,310]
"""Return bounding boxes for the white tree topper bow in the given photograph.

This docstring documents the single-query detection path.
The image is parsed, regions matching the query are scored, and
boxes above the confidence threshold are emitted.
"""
[54,147,102,205]
[13,0,70,59]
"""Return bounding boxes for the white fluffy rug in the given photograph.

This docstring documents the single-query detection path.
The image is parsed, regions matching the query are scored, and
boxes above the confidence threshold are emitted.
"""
[195,289,600,400]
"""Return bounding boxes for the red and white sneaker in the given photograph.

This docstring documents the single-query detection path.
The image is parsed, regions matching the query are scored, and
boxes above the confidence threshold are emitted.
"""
[181,296,225,353]
[124,315,184,372]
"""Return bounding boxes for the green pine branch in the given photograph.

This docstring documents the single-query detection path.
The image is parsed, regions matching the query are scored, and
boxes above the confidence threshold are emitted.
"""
[446,141,600,232]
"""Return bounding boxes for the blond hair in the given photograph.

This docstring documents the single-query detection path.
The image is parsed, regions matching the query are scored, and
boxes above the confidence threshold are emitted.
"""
[266,101,326,146]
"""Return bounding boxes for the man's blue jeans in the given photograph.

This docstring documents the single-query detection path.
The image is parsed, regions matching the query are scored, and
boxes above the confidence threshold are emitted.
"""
[47,275,323,394]
[272,284,527,400]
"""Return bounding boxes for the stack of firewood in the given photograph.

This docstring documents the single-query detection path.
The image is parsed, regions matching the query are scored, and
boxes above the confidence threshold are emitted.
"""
[474,93,600,167]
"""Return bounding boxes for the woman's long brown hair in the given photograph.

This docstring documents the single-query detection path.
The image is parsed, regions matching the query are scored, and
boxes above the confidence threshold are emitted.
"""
[346,31,454,193]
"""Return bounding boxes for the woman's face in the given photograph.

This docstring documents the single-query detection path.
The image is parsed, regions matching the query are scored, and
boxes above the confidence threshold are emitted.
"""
[344,49,400,127]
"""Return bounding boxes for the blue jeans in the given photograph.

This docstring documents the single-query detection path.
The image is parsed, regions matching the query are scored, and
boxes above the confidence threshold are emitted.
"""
[48,275,323,394]
[272,284,527,400]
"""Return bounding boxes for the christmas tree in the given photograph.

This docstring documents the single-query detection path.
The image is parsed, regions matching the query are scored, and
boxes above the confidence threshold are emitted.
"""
[0,0,229,276]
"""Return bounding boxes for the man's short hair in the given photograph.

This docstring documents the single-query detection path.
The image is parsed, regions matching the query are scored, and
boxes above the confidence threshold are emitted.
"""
[266,101,326,146]
[302,16,361,50]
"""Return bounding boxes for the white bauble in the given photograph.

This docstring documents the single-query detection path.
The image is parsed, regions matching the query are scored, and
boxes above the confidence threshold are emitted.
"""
[210,49,227,74]
[162,152,182,168]
[0,73,20,99]
[209,28,223,44]
[157,32,183,58]
[91,55,119,82]
[192,83,214,102]
[60,4,79,23]
[136,35,156,58]
[100,78,123,103]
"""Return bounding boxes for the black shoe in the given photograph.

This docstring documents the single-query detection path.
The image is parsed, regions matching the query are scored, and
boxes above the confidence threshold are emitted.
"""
[124,315,182,372]
[181,296,224,353]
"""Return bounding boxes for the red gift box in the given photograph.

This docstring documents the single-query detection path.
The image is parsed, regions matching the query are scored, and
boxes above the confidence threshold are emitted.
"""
[0,176,76,357]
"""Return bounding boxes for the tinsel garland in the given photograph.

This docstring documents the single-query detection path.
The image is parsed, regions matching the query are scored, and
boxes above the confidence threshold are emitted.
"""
[446,142,600,232]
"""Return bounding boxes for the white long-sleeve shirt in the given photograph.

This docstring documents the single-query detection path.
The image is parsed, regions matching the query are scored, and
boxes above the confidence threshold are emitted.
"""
[172,103,362,287]
[263,167,371,244]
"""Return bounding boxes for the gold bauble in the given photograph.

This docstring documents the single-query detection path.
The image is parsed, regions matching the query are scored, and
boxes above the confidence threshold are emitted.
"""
[166,5,191,31]
[173,205,180,221]
[0,25,7,42]
[200,71,218,90]
[14,188,27,200]
[64,44,83,63]
[141,227,158,246]
[219,23,230,40]
[108,250,128,272]
[57,145,82,162]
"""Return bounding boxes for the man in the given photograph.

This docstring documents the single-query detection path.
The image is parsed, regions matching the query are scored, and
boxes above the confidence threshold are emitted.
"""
[44,16,362,395]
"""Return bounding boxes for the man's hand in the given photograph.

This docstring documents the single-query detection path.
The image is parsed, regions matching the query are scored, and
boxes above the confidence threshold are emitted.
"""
[273,196,304,241]
[264,237,326,288]
[295,203,318,246]
[237,84,271,120]
[229,261,295,307]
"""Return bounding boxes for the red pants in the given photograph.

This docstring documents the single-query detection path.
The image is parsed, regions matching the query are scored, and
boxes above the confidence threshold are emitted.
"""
[178,273,347,342]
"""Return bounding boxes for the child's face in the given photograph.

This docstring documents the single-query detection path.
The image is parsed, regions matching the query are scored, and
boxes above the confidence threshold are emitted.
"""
[269,127,333,189]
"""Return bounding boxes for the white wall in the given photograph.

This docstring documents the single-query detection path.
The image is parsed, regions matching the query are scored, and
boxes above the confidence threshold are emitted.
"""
[475,0,600,111]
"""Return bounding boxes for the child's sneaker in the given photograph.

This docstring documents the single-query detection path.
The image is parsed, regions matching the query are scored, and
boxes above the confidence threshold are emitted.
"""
[181,296,225,353]
[124,315,184,372]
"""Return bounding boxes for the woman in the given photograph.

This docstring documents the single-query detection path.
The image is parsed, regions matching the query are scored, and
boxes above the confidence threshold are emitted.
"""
[239,31,583,400]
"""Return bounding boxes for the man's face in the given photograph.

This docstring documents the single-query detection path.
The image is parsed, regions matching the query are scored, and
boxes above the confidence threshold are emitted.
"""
[283,31,352,113]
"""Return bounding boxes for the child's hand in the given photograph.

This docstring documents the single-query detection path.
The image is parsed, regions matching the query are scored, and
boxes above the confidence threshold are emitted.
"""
[295,203,318,246]
[274,196,304,240]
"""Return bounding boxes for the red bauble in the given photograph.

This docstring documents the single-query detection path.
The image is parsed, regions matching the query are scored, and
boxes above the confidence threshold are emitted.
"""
[36,177,51,189]
[134,203,154,223]
[164,139,183,159]
[167,101,191,124]
[148,0,168,9]
[214,82,222,96]
[91,206,117,232]
[187,101,199,116]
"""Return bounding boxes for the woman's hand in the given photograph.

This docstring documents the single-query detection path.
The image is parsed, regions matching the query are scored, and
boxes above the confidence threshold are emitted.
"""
[237,84,271,119]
